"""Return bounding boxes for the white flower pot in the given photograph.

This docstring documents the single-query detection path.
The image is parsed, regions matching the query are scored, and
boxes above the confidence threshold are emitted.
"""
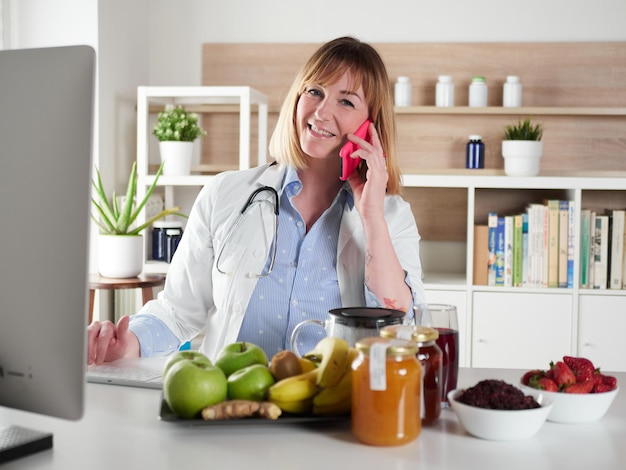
[159,141,194,176]
[98,234,143,278]
[502,140,543,177]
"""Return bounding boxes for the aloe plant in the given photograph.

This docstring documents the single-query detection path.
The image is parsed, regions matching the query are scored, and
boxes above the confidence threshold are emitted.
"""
[91,161,186,235]
[504,118,544,141]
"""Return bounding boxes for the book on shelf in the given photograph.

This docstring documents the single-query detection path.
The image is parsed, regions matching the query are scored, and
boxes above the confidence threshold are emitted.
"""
[609,209,625,289]
[593,214,609,289]
[495,216,505,286]
[558,200,569,288]
[542,202,550,288]
[504,215,514,287]
[545,199,560,288]
[567,201,575,288]
[487,212,498,286]
[588,211,596,288]
[473,225,489,286]
[513,214,523,287]
[522,212,529,287]
[606,211,613,288]
[526,203,545,288]
[579,209,591,288]
[623,217,626,289]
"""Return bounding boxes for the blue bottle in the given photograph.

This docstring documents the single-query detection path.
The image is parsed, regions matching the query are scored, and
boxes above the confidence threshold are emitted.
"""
[466,135,485,169]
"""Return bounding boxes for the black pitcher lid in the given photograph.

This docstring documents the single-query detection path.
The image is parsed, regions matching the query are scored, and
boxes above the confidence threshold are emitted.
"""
[329,307,405,320]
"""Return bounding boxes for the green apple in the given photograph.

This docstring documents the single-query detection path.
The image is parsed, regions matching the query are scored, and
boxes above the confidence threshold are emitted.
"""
[227,364,275,401]
[163,350,212,378]
[163,359,227,419]
[214,341,268,377]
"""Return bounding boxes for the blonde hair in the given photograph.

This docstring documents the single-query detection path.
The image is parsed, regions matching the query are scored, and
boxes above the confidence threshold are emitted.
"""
[269,37,402,195]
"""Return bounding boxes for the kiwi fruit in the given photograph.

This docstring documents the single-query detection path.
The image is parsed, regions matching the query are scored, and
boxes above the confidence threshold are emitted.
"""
[269,350,303,381]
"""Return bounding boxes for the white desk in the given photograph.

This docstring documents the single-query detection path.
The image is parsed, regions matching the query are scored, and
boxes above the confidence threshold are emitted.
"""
[1,368,624,469]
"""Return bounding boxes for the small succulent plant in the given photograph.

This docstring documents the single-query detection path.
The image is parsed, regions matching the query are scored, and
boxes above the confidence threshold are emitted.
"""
[504,118,544,141]
[152,105,206,142]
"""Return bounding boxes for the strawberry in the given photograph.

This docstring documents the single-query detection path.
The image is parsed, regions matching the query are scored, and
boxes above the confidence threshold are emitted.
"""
[564,381,594,394]
[550,361,576,388]
[593,383,613,394]
[563,356,595,382]
[600,374,618,391]
[521,369,543,386]
[536,377,558,392]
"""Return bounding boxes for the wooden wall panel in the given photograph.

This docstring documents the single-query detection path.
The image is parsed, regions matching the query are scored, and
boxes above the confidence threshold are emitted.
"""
[200,41,626,241]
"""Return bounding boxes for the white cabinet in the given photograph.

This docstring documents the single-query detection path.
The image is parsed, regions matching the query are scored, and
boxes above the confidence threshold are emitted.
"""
[579,294,626,372]
[471,291,572,369]
[135,86,269,274]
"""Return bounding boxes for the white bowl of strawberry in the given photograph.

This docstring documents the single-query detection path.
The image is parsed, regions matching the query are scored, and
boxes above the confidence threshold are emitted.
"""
[520,356,619,424]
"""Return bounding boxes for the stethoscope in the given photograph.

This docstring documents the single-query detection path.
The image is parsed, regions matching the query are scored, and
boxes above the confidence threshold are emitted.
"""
[215,186,279,278]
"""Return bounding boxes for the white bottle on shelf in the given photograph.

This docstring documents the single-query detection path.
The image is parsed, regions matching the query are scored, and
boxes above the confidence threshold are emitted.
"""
[435,75,455,107]
[503,75,522,107]
[468,76,488,107]
[394,76,412,107]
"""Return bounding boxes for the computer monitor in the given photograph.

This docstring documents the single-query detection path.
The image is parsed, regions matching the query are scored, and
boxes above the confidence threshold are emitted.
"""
[0,45,95,463]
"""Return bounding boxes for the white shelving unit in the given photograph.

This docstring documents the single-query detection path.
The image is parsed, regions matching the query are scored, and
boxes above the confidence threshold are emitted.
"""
[407,171,626,370]
[393,105,626,371]
[135,86,268,274]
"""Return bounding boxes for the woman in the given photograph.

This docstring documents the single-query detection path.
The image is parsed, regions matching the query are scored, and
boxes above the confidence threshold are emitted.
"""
[88,36,425,364]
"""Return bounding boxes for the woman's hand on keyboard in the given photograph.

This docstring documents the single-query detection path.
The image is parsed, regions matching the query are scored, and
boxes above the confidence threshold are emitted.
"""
[87,315,140,365]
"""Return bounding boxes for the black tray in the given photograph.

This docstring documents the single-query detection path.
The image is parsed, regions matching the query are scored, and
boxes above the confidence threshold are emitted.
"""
[159,397,350,426]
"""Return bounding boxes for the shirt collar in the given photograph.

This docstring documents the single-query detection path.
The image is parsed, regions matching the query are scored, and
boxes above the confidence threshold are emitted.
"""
[280,166,354,210]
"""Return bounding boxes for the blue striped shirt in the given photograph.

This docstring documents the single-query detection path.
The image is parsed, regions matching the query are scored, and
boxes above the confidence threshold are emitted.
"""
[236,168,350,358]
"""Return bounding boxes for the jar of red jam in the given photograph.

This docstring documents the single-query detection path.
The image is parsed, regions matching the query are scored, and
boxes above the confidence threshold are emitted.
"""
[351,337,421,446]
[381,325,443,423]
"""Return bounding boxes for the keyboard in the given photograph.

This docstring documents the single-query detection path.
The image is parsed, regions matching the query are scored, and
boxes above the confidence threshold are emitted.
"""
[86,357,165,389]
[0,425,52,464]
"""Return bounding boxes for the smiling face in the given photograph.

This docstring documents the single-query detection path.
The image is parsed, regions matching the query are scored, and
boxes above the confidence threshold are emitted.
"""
[296,71,370,163]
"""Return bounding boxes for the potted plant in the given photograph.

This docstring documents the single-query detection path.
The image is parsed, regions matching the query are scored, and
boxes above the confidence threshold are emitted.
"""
[92,161,186,278]
[152,105,207,176]
[501,118,544,177]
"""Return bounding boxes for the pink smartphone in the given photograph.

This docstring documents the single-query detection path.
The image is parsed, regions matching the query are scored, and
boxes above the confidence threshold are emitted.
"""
[339,119,372,181]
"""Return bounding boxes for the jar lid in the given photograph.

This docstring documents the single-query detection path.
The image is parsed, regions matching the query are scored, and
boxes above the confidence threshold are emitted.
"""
[506,75,520,82]
[471,76,486,83]
[397,76,410,83]
[468,134,482,141]
[355,336,418,357]
[152,220,183,229]
[380,325,439,343]
[438,75,452,82]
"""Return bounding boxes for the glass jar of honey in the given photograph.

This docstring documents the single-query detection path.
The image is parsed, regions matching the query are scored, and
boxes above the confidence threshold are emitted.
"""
[381,325,443,423]
[351,337,421,446]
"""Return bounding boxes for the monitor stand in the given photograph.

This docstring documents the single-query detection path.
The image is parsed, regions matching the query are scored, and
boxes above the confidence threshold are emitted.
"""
[0,425,52,464]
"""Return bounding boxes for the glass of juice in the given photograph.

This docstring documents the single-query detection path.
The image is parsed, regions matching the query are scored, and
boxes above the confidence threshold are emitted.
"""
[414,304,459,407]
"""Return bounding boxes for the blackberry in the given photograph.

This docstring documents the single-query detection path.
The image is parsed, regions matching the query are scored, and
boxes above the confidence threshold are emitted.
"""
[458,379,540,410]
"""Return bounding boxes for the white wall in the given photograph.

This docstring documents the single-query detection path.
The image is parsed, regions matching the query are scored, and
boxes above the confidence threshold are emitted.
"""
[146,0,626,85]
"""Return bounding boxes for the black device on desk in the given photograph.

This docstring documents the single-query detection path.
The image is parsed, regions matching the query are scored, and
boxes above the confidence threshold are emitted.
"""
[0,45,95,464]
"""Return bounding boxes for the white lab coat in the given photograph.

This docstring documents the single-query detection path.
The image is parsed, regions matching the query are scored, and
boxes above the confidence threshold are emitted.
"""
[136,163,425,360]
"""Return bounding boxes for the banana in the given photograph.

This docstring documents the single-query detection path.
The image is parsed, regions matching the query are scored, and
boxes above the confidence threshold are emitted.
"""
[298,357,318,373]
[312,399,351,417]
[267,369,319,404]
[304,337,350,389]
[312,347,359,416]
[271,397,314,415]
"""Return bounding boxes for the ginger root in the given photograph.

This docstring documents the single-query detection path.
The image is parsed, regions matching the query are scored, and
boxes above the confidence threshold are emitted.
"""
[201,400,282,421]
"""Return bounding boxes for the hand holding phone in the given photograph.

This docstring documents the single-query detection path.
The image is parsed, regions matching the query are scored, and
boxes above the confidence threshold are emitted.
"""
[339,119,372,181]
